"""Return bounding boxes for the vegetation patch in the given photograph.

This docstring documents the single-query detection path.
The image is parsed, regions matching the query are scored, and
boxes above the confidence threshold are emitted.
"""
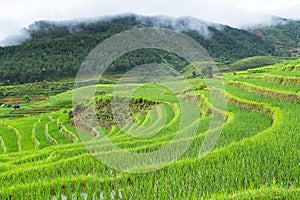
[228,81,300,103]
[72,95,159,131]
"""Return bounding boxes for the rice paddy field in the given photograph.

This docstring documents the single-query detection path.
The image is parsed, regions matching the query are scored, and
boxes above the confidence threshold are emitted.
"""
[0,60,299,199]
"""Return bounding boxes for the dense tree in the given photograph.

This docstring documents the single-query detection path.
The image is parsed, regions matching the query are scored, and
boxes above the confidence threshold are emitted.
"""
[0,15,292,85]
[258,20,300,47]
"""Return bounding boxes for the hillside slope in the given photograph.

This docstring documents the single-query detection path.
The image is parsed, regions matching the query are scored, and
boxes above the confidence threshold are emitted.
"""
[249,18,300,56]
[0,59,299,199]
[0,14,288,84]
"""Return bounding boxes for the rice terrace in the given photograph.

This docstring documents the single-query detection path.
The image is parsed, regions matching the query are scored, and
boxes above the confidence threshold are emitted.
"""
[0,13,299,199]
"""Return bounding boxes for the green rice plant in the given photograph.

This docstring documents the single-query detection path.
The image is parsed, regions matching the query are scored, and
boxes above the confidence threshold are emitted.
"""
[45,116,58,146]
[2,122,22,151]
[46,114,71,145]
[0,66,299,199]
[56,119,78,142]
[31,119,40,150]
[0,136,7,153]
[6,117,37,151]
[0,123,19,153]
[228,81,300,103]
[233,77,300,93]
[263,74,300,86]
[209,186,300,199]
[34,114,53,149]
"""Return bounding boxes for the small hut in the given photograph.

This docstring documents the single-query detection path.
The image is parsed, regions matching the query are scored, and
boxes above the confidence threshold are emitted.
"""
[13,103,20,111]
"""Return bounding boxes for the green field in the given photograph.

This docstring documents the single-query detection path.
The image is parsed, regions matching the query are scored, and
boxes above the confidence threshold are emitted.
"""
[0,59,299,199]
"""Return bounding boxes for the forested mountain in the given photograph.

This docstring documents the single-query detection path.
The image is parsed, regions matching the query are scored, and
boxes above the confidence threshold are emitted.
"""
[0,14,292,85]
[249,18,300,56]
[254,19,300,47]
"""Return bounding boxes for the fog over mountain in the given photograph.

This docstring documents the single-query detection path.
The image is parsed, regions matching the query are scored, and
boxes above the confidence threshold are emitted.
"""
[1,13,290,84]
[1,0,299,42]
[0,13,297,47]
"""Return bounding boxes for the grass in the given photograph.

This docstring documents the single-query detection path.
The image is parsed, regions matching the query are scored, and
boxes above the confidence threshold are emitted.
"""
[5,117,36,151]
[269,70,300,77]
[0,60,299,199]
[34,114,53,149]
[232,77,300,93]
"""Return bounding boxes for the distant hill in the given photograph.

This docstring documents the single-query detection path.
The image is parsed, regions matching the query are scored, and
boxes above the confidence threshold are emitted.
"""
[249,18,300,56]
[0,14,290,85]
[221,56,295,71]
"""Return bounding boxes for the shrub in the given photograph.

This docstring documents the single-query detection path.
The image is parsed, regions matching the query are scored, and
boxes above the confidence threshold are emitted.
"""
[23,95,31,103]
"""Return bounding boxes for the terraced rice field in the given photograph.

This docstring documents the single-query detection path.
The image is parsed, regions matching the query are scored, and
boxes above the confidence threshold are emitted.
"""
[0,60,299,199]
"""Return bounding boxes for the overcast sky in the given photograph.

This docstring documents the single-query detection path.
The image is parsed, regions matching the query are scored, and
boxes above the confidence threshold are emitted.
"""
[0,0,299,42]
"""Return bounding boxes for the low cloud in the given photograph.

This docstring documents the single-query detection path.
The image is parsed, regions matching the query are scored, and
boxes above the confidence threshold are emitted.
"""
[0,29,31,47]
[0,0,299,45]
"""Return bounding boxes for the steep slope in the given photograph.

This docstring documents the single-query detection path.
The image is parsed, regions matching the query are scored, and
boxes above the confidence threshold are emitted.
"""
[249,18,300,56]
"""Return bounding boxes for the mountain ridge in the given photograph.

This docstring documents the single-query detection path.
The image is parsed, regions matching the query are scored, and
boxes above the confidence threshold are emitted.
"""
[0,14,297,84]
